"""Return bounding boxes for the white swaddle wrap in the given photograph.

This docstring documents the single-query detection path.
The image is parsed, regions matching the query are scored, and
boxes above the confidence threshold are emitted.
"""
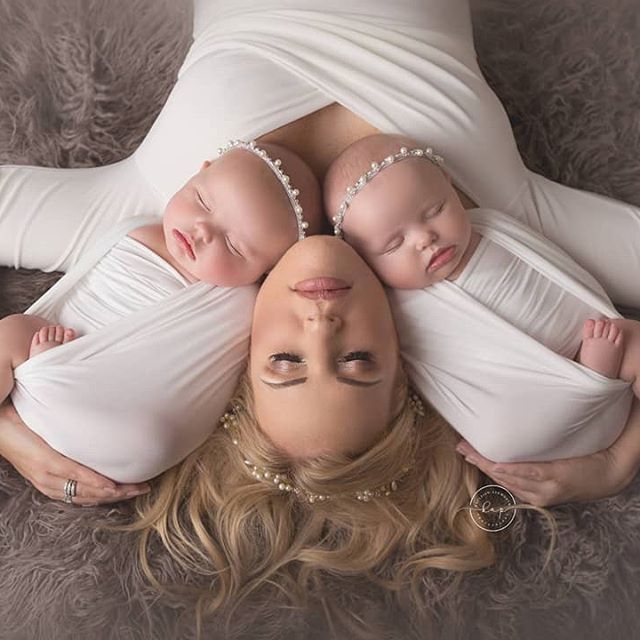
[390,208,633,463]
[0,0,639,472]
[11,218,257,483]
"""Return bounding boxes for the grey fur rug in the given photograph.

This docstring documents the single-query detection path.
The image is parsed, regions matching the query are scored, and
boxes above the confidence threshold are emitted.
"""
[1,0,640,638]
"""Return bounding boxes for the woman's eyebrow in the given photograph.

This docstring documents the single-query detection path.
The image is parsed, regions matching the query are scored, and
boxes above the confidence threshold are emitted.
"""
[260,377,383,389]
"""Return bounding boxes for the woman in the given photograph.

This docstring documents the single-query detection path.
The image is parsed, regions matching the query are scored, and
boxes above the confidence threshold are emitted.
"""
[1,0,640,508]
[117,233,561,634]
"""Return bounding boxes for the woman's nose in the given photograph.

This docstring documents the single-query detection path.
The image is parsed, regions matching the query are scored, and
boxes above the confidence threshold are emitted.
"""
[305,313,343,333]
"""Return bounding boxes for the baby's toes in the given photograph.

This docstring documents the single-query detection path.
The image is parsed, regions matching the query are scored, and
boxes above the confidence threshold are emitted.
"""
[593,319,607,339]
[582,318,596,340]
[62,328,76,344]
[608,322,624,346]
[30,331,41,350]
[40,326,54,344]
[54,325,65,343]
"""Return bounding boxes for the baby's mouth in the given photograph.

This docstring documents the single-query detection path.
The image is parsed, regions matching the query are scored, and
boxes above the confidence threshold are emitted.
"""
[427,245,456,272]
[173,229,196,260]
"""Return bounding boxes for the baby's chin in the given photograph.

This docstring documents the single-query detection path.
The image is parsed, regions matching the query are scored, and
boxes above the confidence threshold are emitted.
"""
[375,268,434,290]
[198,271,258,287]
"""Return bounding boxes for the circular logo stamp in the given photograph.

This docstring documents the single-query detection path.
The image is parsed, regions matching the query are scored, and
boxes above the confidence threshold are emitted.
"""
[467,484,517,532]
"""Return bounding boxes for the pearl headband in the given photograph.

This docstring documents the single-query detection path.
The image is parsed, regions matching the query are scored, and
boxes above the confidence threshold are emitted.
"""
[332,145,444,238]
[219,392,425,504]
[217,139,310,241]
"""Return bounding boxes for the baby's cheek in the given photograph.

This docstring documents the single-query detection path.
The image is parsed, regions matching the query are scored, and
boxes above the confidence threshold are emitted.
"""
[374,255,412,289]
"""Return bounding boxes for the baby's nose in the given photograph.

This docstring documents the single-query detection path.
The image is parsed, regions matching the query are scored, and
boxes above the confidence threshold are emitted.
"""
[416,230,435,251]
[194,220,213,243]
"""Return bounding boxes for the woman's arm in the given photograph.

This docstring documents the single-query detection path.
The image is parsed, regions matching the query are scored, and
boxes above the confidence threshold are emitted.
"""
[454,397,640,507]
[0,401,150,505]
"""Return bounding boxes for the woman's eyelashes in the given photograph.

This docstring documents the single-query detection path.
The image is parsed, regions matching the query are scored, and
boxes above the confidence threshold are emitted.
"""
[269,351,374,368]
[338,350,374,364]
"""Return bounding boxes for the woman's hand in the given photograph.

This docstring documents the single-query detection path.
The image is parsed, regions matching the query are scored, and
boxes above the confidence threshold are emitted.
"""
[455,439,632,507]
[0,401,150,506]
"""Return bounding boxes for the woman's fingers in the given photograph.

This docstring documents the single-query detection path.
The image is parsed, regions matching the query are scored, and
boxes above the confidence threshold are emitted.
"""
[50,458,119,491]
[50,459,151,499]
[455,440,553,504]
[43,472,150,505]
[456,441,546,481]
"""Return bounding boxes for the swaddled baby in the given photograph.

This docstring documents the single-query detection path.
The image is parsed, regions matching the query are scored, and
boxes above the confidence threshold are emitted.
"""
[0,140,322,404]
[324,133,640,398]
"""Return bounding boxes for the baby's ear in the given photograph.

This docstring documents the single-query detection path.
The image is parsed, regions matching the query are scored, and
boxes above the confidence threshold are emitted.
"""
[200,160,212,171]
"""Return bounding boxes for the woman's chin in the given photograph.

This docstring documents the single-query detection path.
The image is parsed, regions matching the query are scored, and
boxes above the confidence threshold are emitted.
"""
[268,234,371,286]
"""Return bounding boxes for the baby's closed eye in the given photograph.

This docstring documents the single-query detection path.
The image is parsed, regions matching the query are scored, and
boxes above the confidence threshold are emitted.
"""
[382,237,403,255]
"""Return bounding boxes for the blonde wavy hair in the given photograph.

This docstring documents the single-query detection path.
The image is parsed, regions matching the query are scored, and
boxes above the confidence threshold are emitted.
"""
[109,364,558,638]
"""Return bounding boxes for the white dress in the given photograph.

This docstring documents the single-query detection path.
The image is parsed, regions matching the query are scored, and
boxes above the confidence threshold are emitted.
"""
[11,218,257,483]
[390,208,633,463]
[0,0,638,470]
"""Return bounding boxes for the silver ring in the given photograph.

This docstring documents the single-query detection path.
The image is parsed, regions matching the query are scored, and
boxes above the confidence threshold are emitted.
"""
[63,479,78,504]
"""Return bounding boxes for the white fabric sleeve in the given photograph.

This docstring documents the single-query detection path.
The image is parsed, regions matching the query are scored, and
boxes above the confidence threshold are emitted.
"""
[0,159,162,273]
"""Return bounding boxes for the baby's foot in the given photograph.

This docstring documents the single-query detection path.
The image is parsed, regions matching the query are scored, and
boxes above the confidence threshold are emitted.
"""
[29,325,76,358]
[577,318,624,378]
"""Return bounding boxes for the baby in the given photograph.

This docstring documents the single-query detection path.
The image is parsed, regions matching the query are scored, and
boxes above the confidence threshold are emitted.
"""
[323,133,639,397]
[0,139,322,405]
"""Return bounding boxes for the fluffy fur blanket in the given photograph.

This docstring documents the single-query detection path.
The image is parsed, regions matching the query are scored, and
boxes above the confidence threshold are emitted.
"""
[1,0,639,638]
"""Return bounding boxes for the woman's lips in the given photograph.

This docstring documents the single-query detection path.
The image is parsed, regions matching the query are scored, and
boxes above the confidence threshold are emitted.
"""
[427,246,456,272]
[292,277,351,300]
[293,277,351,291]
[173,229,195,260]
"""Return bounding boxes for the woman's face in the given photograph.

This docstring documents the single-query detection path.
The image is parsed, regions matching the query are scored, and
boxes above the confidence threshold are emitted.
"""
[250,235,401,460]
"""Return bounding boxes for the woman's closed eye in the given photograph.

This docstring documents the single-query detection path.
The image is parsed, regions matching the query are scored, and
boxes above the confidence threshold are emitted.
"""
[269,351,374,371]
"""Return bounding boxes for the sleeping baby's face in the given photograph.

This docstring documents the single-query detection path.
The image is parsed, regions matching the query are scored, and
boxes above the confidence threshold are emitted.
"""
[162,145,320,287]
[324,139,475,289]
